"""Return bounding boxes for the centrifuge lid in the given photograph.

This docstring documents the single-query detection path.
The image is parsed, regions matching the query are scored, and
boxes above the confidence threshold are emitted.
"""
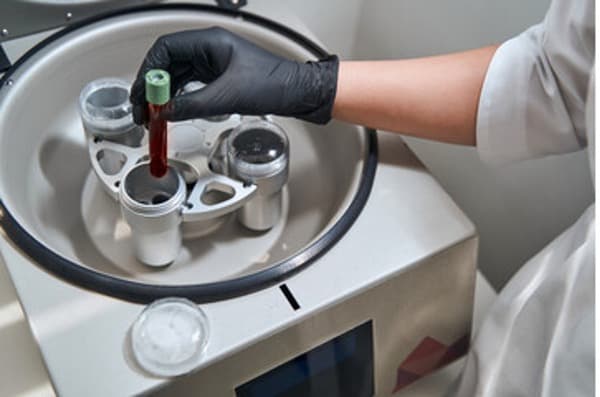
[0,1,162,43]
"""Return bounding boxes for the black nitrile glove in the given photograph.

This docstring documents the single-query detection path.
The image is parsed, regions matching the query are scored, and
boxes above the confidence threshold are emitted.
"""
[130,27,339,125]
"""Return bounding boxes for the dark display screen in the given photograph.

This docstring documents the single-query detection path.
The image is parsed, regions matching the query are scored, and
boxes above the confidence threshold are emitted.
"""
[235,321,374,397]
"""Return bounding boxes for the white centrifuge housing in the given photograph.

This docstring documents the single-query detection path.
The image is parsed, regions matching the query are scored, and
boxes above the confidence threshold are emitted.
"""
[0,3,477,396]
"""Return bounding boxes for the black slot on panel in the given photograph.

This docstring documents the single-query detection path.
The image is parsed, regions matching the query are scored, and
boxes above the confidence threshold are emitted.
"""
[235,320,374,397]
[279,284,300,311]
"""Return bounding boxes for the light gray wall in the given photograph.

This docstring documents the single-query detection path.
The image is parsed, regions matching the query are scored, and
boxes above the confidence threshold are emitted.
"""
[248,0,363,58]
[351,0,594,289]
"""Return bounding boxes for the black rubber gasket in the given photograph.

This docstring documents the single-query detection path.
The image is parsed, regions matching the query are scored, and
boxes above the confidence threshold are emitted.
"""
[0,3,378,304]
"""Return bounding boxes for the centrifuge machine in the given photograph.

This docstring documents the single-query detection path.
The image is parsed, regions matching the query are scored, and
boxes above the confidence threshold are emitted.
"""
[0,2,477,396]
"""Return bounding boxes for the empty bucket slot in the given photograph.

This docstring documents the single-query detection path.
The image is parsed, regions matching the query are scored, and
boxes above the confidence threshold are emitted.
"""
[96,149,127,175]
[123,164,181,207]
[85,85,130,120]
[201,182,235,205]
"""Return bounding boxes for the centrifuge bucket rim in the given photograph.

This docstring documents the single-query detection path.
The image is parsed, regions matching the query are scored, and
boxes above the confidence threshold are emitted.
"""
[0,3,379,304]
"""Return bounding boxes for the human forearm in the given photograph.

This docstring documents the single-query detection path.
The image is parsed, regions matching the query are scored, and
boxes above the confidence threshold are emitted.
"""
[332,46,498,146]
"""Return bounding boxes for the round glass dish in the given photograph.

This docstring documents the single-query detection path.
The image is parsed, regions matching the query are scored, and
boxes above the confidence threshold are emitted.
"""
[131,297,210,377]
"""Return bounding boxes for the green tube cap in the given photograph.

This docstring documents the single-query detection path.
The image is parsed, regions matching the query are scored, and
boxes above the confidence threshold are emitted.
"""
[145,69,171,105]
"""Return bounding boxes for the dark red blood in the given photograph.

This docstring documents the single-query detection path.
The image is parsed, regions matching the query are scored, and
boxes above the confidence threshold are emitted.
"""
[148,103,168,178]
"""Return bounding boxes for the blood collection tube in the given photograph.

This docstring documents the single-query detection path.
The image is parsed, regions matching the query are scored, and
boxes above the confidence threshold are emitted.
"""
[145,69,171,178]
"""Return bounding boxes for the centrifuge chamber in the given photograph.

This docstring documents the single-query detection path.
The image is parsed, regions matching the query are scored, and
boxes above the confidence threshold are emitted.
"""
[0,4,477,396]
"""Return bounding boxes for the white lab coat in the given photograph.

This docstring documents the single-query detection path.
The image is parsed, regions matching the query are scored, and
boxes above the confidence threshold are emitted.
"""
[450,0,595,396]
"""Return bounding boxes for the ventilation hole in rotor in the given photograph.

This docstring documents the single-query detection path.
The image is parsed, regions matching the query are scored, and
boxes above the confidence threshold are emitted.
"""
[96,149,126,176]
[201,182,234,205]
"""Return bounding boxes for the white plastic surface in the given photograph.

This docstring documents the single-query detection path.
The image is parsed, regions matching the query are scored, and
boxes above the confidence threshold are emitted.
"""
[0,260,496,397]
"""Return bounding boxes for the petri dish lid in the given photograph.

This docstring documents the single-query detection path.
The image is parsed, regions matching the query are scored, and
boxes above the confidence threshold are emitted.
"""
[131,297,210,377]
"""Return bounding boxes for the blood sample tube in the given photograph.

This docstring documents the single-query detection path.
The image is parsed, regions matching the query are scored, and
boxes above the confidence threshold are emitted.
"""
[145,69,171,178]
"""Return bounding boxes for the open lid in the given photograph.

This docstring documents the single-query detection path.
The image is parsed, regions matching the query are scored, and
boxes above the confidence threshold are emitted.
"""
[0,0,248,43]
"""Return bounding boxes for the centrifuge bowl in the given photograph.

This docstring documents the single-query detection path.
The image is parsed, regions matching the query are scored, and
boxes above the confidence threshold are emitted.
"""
[0,4,376,302]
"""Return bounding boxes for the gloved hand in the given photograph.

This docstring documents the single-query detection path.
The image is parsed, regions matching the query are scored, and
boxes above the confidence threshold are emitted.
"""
[130,27,339,125]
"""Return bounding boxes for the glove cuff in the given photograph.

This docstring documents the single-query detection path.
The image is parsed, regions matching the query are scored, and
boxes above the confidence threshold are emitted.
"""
[296,55,340,124]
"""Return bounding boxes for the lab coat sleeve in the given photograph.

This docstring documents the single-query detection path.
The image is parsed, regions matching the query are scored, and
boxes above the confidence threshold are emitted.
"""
[476,0,595,164]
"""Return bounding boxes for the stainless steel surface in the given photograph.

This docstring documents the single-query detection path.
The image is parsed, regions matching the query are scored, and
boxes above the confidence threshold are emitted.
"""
[181,173,257,222]
[237,192,283,231]
[87,136,147,200]
[120,163,186,266]
[84,113,243,201]
[227,120,289,230]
